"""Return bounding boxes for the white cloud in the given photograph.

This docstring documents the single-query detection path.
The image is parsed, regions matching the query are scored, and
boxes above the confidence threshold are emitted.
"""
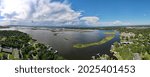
[100,20,132,26]
[0,0,85,26]
[1,0,130,27]
[112,20,122,25]
[0,20,11,25]
[80,16,100,26]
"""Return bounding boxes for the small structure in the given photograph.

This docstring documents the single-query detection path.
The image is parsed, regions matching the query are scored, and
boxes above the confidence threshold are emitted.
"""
[54,50,58,54]
[110,45,114,49]
[133,53,141,60]
[3,47,13,53]
[47,47,53,51]
[91,56,95,60]
[96,53,100,56]
[120,41,133,44]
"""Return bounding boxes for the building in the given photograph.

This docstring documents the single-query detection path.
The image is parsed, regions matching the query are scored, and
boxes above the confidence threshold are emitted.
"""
[3,48,13,53]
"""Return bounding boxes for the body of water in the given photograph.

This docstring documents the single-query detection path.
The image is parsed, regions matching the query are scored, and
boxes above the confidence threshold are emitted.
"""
[0,27,120,60]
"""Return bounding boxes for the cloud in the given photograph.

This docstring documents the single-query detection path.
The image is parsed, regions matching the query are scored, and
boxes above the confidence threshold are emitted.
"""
[0,0,85,25]
[80,16,100,26]
[100,20,132,26]
[1,0,131,27]
[0,20,11,25]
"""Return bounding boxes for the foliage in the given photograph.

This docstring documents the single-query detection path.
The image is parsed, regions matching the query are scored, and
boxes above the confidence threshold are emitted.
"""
[0,30,63,60]
[111,28,150,60]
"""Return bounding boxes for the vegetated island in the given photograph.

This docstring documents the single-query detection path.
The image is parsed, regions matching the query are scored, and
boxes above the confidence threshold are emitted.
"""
[0,30,63,60]
[73,32,115,48]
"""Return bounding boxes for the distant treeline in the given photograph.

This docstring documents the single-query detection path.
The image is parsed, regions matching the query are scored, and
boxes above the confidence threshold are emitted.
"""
[2,25,150,30]
[0,26,10,28]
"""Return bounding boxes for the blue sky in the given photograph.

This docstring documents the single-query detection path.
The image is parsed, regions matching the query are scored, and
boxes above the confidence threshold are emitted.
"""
[69,0,150,25]
[0,0,150,26]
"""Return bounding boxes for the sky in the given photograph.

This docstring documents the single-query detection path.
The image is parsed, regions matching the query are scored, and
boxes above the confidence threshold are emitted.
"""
[0,0,150,26]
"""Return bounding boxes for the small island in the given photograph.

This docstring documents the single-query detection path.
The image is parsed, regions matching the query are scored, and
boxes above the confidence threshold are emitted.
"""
[73,32,115,48]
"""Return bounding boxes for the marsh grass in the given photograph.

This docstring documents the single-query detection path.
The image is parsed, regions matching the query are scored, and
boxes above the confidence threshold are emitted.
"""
[73,32,115,48]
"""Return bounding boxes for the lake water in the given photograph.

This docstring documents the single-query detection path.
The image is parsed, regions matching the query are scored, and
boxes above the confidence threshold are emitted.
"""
[0,27,120,60]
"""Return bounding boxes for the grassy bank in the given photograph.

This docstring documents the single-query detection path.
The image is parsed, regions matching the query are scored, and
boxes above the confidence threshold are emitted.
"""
[104,31,116,34]
[73,33,115,48]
